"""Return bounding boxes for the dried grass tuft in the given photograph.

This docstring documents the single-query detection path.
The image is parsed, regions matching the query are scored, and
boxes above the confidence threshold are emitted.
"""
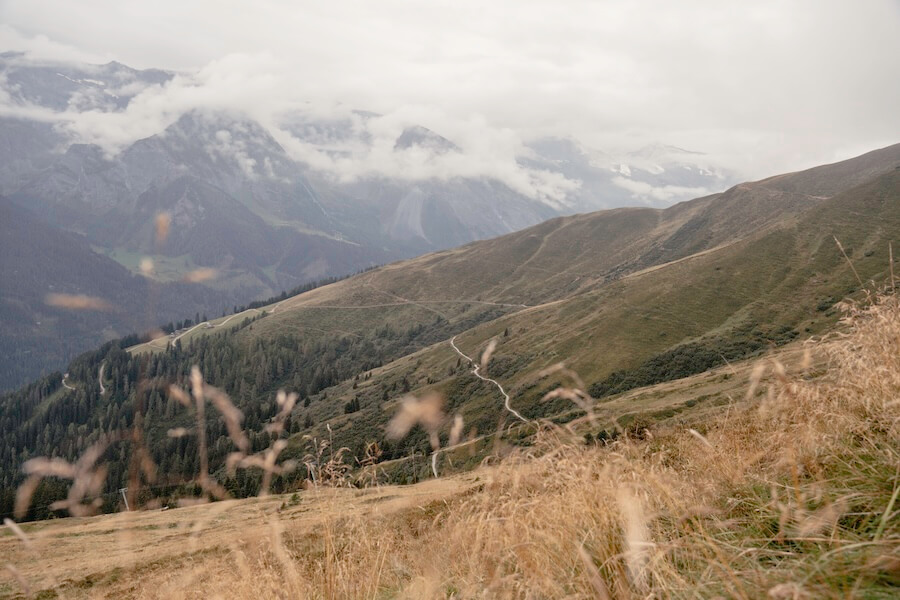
[386,393,445,451]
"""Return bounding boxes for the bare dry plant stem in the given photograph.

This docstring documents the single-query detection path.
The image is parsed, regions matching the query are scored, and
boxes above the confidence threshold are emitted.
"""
[190,366,210,489]
[833,235,864,287]
[890,241,895,293]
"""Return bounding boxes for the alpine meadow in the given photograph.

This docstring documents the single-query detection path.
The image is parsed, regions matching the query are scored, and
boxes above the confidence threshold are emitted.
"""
[1,2,899,599]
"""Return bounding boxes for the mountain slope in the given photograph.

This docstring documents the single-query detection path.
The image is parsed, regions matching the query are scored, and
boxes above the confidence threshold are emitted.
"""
[207,145,900,456]
[242,142,899,312]
[3,108,558,324]
[1,143,897,516]
[0,197,238,389]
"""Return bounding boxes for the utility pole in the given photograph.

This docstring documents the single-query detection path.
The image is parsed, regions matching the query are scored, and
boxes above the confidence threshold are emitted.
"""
[119,487,130,511]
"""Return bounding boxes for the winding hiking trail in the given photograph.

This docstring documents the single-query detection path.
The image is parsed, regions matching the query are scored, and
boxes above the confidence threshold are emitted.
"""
[171,299,290,345]
[61,373,75,391]
[62,365,106,394]
[364,279,451,320]
[133,281,533,357]
[449,335,527,423]
[429,336,529,478]
[217,298,289,328]
[143,289,528,353]
[172,321,211,344]
[98,362,107,395]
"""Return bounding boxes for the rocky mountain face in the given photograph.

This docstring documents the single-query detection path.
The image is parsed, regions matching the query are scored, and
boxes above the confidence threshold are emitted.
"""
[1,54,733,264]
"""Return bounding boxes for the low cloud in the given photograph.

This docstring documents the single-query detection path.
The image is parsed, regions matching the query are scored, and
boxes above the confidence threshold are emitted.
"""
[209,130,258,179]
[0,53,582,202]
[611,176,712,204]
[1,0,898,201]
[0,23,107,64]
[272,110,581,204]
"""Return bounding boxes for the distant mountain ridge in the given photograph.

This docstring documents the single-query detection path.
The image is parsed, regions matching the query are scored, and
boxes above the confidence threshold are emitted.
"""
[0,52,769,388]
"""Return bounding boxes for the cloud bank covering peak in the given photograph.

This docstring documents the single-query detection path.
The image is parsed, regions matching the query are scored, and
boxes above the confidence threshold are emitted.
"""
[1,0,898,204]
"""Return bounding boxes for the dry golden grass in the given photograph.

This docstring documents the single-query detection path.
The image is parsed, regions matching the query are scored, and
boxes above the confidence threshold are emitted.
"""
[3,296,899,599]
[0,477,477,598]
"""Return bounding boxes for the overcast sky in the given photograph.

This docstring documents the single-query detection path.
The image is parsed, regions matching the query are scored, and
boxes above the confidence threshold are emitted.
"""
[1,0,899,186]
